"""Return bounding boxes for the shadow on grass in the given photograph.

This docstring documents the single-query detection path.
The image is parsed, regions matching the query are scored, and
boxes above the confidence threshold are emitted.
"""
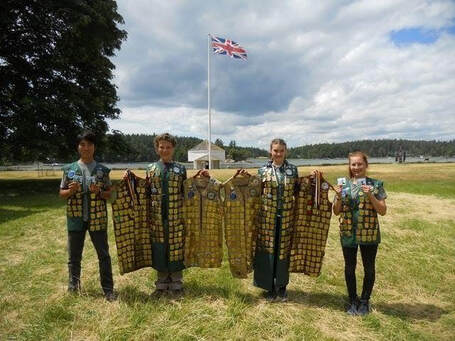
[287,290,346,310]
[0,179,62,195]
[0,208,47,224]
[375,302,448,321]
[115,283,259,306]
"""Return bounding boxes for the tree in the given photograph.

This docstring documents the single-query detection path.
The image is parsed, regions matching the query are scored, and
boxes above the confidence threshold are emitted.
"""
[0,0,127,162]
[214,138,224,149]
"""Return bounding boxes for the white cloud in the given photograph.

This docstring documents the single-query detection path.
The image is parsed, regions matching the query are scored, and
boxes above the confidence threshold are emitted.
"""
[110,0,455,147]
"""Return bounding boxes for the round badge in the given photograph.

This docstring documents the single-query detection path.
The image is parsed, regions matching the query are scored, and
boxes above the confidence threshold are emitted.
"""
[321,182,329,190]
[151,187,158,194]
[230,191,237,200]
[285,169,293,176]
[252,179,259,186]
[173,166,180,174]
[250,189,257,196]
[67,170,75,179]
[267,193,273,199]
[207,192,216,200]
[188,191,195,199]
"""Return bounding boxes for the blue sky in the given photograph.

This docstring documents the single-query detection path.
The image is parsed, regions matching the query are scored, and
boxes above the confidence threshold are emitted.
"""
[391,25,455,45]
[108,0,455,148]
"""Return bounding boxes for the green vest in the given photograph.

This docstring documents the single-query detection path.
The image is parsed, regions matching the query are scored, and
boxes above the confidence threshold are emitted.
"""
[339,177,383,247]
[254,161,298,291]
[62,161,110,232]
[147,161,186,272]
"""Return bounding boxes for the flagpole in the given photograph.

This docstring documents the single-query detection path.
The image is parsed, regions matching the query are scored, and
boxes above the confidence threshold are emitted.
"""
[207,34,212,170]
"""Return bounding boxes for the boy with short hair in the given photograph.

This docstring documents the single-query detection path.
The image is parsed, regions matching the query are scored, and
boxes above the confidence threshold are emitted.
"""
[59,131,116,301]
[147,133,187,296]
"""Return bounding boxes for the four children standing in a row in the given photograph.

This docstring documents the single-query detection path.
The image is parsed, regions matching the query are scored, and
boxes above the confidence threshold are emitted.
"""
[60,131,387,316]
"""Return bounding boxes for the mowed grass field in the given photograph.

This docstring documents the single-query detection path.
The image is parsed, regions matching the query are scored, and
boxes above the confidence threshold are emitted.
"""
[1,163,454,340]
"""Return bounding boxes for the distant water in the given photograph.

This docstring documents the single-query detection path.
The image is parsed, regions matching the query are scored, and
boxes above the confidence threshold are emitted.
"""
[104,156,455,169]
[2,157,454,171]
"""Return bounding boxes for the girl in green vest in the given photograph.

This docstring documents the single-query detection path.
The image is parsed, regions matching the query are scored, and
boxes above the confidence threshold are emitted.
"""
[254,138,298,301]
[333,151,387,315]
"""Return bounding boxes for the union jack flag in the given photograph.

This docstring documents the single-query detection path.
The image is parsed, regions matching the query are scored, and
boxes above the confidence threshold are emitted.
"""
[211,35,247,61]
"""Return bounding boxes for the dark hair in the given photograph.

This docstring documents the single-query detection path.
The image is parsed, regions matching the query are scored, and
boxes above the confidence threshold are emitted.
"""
[76,131,96,147]
[154,133,177,150]
[269,138,287,150]
[348,151,369,178]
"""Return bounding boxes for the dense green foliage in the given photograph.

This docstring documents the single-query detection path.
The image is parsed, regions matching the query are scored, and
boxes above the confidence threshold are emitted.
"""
[0,0,127,163]
[287,139,455,159]
[95,135,268,163]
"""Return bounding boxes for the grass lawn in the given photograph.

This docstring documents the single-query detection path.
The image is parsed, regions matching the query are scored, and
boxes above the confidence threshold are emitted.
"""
[1,163,454,340]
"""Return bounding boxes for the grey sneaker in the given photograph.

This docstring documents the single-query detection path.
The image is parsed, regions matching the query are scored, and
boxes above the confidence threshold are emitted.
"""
[357,299,370,316]
[104,291,117,302]
[151,289,167,298]
[262,290,277,302]
[277,287,288,302]
[346,301,358,315]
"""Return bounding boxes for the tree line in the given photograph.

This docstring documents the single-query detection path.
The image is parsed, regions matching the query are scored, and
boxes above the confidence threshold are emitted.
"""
[1,128,454,164]
[287,139,455,159]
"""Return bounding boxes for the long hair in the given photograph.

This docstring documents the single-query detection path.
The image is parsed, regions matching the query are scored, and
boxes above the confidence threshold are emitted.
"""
[348,151,369,178]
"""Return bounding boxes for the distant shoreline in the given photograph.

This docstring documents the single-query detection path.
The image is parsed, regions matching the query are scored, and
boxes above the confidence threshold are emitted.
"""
[1,156,455,171]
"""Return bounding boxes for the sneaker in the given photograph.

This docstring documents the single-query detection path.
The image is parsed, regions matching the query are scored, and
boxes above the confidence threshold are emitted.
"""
[68,282,81,294]
[277,287,288,302]
[170,288,184,299]
[104,291,117,302]
[346,301,358,315]
[151,289,167,298]
[262,290,277,302]
[357,299,370,316]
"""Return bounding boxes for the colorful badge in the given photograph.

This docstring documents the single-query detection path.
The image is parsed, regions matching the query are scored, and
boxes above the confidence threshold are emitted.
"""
[285,168,293,176]
[230,191,237,200]
[337,177,346,186]
[321,182,329,190]
[207,191,216,200]
[68,170,75,179]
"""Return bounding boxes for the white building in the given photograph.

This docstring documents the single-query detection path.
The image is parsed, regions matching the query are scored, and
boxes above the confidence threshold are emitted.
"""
[188,140,225,169]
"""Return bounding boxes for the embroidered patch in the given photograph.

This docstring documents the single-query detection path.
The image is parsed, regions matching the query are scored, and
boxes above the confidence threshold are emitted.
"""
[68,170,75,179]
[173,166,180,174]
[230,191,237,200]
[207,191,216,200]
[285,168,293,176]
[321,182,329,190]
